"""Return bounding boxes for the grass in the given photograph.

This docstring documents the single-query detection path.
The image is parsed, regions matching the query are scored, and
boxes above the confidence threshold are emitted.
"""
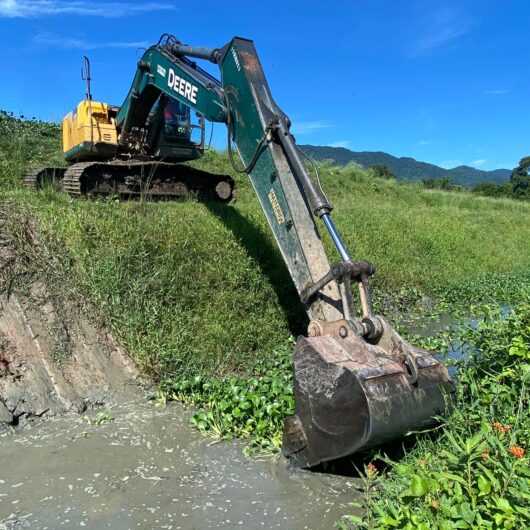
[0,111,63,189]
[2,113,530,526]
[192,152,530,298]
[10,190,291,378]
[9,150,530,380]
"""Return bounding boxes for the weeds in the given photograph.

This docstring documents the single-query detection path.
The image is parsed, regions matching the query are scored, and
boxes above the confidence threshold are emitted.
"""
[339,302,530,529]
[160,343,294,454]
[0,111,63,189]
[82,410,114,426]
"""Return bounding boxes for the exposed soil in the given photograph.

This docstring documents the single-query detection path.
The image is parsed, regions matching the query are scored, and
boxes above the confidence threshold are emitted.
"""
[0,286,140,431]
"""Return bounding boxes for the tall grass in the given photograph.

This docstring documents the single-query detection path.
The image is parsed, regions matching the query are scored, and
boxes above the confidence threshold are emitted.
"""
[196,151,530,296]
[14,191,291,378]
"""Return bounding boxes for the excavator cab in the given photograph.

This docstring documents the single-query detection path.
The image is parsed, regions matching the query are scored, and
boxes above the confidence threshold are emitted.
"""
[140,96,204,162]
[163,99,191,139]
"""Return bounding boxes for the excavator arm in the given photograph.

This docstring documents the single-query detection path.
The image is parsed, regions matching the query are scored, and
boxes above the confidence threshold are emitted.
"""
[117,34,454,467]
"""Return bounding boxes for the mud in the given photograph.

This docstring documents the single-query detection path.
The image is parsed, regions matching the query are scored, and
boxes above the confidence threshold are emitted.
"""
[0,400,358,529]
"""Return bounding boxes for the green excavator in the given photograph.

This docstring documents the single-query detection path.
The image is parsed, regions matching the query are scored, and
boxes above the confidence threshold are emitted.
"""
[25,34,453,467]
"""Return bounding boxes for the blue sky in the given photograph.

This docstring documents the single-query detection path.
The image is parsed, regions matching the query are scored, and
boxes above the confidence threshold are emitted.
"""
[0,0,528,171]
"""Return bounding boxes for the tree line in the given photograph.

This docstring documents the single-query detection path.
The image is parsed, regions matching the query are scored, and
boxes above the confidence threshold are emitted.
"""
[370,157,530,200]
[471,156,530,199]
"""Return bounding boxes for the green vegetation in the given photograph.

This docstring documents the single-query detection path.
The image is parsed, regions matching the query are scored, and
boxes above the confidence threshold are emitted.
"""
[12,192,291,377]
[422,176,463,191]
[340,301,530,529]
[160,343,294,454]
[369,164,397,180]
[83,410,115,426]
[473,156,530,201]
[510,156,530,198]
[303,144,530,202]
[2,113,530,527]
[197,153,530,306]
[0,111,63,189]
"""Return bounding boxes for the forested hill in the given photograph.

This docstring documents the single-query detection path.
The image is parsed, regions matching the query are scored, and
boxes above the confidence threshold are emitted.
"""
[300,145,511,187]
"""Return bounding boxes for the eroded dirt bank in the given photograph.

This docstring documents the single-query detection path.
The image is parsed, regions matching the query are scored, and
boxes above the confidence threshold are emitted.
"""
[0,288,140,430]
[0,201,141,430]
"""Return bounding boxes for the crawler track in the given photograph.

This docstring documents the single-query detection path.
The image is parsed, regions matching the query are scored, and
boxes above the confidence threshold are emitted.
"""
[23,167,66,191]
[62,163,90,197]
[22,168,40,190]
[24,160,235,202]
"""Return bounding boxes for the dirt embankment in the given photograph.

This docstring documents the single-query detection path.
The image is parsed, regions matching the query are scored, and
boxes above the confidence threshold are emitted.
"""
[0,203,140,430]
[0,287,139,430]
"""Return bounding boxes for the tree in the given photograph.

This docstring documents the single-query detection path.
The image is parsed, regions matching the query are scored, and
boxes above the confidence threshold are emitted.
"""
[369,164,396,180]
[510,156,530,198]
[422,176,454,190]
[472,182,505,197]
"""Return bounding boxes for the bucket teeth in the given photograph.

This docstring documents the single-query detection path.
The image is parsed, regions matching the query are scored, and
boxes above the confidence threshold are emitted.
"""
[283,317,454,468]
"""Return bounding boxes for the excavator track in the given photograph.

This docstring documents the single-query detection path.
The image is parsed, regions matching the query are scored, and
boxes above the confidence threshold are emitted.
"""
[23,167,66,190]
[62,163,91,197]
[22,168,40,190]
[25,160,235,202]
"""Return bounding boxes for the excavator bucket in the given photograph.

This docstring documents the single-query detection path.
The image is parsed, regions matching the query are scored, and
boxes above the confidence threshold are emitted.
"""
[283,318,453,468]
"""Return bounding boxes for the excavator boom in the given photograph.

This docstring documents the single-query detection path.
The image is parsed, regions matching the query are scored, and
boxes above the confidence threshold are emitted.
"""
[116,37,227,143]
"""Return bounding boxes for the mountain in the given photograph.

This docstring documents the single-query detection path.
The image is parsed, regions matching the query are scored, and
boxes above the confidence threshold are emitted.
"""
[299,145,512,187]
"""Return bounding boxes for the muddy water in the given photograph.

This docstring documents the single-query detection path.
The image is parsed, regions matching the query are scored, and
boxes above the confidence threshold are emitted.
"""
[0,400,359,530]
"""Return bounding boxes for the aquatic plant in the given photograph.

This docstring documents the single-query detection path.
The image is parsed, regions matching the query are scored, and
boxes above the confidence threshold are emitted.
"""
[339,301,530,529]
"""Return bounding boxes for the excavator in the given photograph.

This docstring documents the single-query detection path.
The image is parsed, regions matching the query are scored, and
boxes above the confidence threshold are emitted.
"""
[23,47,234,200]
[25,34,453,468]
